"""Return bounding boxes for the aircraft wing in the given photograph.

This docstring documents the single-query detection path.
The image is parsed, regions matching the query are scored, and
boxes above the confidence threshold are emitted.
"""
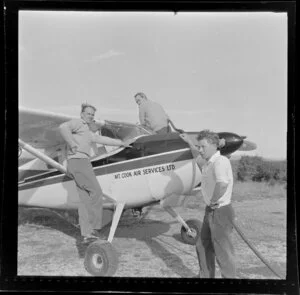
[19,107,150,154]
[19,108,79,149]
[19,107,109,148]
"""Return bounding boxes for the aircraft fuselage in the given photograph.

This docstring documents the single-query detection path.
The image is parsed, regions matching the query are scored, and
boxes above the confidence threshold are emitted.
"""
[18,133,202,210]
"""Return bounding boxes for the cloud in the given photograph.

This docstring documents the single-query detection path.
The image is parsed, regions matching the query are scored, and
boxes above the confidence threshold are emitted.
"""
[85,49,124,63]
[168,109,216,115]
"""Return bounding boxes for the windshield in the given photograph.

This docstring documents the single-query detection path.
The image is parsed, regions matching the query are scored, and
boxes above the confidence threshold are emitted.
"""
[90,121,152,162]
[101,120,152,141]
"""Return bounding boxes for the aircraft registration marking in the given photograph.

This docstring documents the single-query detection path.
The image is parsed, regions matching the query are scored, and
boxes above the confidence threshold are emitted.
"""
[114,164,176,179]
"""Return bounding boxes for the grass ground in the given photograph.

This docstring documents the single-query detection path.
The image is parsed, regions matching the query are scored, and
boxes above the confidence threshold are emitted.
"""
[18,181,287,278]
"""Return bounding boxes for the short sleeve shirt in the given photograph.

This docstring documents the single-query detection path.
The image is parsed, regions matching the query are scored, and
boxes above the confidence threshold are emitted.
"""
[61,119,99,159]
[200,151,233,207]
[139,100,169,132]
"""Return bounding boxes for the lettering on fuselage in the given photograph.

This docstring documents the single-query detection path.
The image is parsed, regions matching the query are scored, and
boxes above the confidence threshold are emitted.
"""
[114,164,176,179]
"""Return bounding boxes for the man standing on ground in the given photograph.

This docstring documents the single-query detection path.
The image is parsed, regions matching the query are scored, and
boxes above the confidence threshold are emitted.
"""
[180,130,236,278]
[134,92,171,134]
[59,103,131,243]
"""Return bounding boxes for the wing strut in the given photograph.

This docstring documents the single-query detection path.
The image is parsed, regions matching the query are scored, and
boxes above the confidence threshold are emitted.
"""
[107,203,125,243]
[162,205,191,232]
[18,139,68,175]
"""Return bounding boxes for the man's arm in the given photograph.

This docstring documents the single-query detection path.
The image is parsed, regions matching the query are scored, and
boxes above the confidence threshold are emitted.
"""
[179,133,200,159]
[59,121,78,150]
[210,181,228,208]
[139,105,145,125]
[196,155,205,170]
[92,134,132,147]
[210,157,231,208]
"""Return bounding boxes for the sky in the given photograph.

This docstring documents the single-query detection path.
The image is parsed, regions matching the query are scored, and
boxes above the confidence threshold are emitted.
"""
[19,11,287,160]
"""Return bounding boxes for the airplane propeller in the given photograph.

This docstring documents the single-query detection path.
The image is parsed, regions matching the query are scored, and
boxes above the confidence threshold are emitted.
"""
[238,140,257,151]
[168,120,257,155]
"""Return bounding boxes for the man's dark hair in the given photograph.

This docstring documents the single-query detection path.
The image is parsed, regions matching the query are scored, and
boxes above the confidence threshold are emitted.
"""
[134,92,147,100]
[197,129,220,147]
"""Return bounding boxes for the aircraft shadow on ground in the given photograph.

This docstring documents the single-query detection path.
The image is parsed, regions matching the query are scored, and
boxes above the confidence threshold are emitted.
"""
[144,237,197,277]
[111,218,197,277]
[172,233,186,243]
[18,208,172,240]
[18,207,82,238]
[18,207,197,277]
[75,217,172,258]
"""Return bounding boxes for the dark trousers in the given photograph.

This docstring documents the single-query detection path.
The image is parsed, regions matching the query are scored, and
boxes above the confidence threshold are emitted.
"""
[196,204,236,278]
[67,158,103,236]
[155,126,171,134]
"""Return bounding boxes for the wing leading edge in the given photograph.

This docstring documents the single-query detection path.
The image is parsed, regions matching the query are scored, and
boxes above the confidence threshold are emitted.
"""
[19,108,80,149]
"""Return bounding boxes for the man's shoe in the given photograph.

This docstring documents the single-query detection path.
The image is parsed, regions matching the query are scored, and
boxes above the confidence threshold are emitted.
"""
[82,234,98,244]
[91,229,106,240]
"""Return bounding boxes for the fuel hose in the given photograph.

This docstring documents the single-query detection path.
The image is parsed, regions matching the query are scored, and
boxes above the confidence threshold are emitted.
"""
[168,119,184,134]
[231,219,284,279]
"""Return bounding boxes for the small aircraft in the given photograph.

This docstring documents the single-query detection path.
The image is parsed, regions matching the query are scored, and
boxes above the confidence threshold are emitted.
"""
[18,107,257,276]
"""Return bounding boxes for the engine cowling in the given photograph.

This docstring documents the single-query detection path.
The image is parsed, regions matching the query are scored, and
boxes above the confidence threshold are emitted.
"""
[218,132,244,156]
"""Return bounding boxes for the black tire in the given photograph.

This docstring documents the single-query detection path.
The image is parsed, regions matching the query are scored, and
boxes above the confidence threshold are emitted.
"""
[181,219,202,245]
[84,241,118,276]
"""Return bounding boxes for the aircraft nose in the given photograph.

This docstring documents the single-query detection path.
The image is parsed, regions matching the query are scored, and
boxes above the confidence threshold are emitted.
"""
[218,132,244,156]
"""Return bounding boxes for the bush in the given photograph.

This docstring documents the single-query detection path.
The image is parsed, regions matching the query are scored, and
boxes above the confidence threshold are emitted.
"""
[252,164,271,182]
[268,179,276,187]
[235,156,286,183]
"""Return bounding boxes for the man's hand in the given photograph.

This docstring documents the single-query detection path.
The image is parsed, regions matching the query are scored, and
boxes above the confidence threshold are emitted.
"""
[209,201,219,210]
[219,138,226,148]
[122,139,134,148]
[179,133,191,143]
[88,121,100,133]
[70,146,78,154]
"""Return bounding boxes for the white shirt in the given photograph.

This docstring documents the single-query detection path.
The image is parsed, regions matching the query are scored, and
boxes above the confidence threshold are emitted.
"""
[200,151,233,207]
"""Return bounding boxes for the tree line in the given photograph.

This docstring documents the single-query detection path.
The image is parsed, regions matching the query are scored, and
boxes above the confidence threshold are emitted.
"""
[231,156,286,183]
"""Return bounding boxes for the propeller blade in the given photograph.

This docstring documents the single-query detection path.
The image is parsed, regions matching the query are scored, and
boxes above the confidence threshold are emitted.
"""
[239,140,257,151]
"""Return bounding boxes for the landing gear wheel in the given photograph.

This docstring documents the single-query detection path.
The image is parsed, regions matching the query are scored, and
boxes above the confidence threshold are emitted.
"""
[84,241,118,276]
[181,219,202,245]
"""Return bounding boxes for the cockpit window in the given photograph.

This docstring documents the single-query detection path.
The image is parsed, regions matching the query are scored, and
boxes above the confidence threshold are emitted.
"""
[90,121,151,164]
[100,121,152,141]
